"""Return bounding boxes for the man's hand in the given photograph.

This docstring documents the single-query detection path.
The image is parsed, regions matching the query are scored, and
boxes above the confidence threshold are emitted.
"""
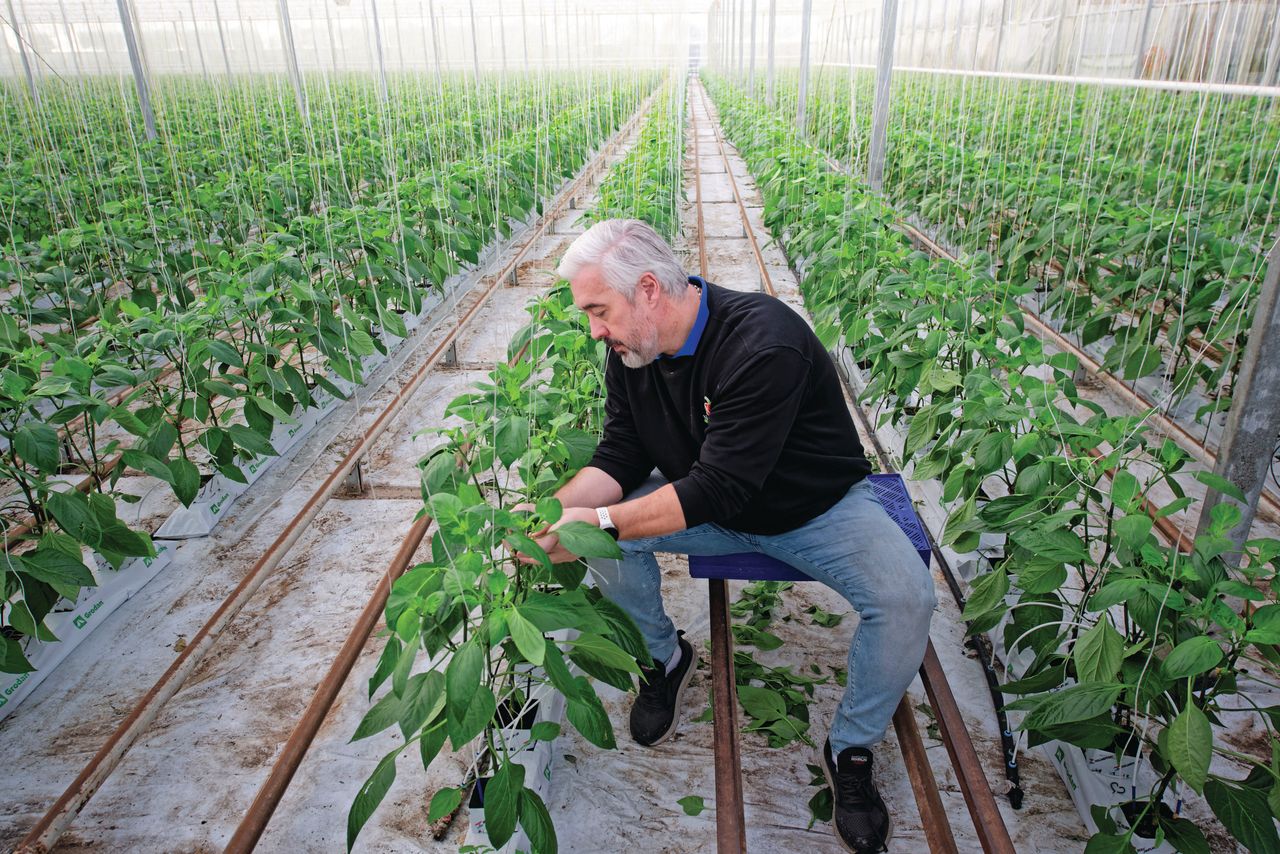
[517,506,600,565]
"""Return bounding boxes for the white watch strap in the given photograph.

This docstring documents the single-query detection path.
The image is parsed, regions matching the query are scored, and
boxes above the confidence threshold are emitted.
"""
[596,506,615,530]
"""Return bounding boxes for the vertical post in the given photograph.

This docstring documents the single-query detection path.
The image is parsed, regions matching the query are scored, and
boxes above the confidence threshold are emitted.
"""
[1196,235,1280,560]
[736,0,744,76]
[748,0,756,89]
[57,0,84,78]
[765,0,777,107]
[521,0,529,72]
[993,0,1009,72]
[370,0,388,102]
[867,0,898,191]
[1133,0,1155,78]
[1048,1,1068,75]
[1266,3,1280,86]
[185,1,209,78]
[276,0,308,119]
[913,0,923,67]
[6,0,40,106]
[428,0,443,90]
[796,0,813,131]
[468,0,481,82]
[708,578,747,854]
[213,0,233,76]
[116,0,156,139]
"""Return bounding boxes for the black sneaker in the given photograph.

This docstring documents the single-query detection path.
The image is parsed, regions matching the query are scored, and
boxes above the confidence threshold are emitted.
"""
[629,631,697,746]
[821,738,892,853]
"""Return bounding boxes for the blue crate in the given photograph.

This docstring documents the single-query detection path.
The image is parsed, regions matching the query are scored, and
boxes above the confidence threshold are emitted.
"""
[687,473,931,582]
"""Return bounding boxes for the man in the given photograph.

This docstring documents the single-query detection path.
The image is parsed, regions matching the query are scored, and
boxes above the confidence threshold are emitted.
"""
[526,218,936,853]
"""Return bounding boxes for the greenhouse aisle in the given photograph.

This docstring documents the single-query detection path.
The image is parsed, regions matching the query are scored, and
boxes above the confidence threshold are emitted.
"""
[0,109,646,852]
[539,81,1088,853]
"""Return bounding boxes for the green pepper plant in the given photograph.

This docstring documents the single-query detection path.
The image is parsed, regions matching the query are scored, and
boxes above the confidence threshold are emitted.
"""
[708,74,1280,853]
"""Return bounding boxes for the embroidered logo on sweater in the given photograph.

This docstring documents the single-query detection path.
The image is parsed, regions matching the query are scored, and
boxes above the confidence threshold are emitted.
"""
[703,396,712,424]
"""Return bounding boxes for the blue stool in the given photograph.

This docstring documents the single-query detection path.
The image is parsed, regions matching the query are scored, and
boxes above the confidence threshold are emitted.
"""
[688,473,932,852]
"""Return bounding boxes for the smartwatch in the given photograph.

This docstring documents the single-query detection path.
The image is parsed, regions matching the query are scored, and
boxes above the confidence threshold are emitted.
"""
[596,506,620,540]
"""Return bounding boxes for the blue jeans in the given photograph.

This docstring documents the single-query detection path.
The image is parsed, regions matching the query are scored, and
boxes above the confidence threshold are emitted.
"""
[587,475,937,751]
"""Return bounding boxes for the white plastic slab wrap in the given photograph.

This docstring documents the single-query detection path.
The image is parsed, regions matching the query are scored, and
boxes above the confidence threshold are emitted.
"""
[1,543,173,722]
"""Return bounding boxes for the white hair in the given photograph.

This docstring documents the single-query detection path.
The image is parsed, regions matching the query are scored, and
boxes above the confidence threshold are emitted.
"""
[557,219,688,301]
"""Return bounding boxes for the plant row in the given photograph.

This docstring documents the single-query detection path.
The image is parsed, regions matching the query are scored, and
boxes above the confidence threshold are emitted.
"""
[709,74,1280,854]
[0,74,645,333]
[350,86,692,851]
[763,69,1278,421]
[0,74,655,675]
[348,284,642,854]
[587,77,688,243]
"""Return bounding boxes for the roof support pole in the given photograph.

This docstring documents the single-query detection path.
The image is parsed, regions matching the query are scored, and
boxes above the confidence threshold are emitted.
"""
[796,0,813,131]
[765,0,777,107]
[275,0,307,120]
[116,0,156,139]
[5,0,39,107]
[868,0,899,191]
[1196,234,1280,562]
[1133,0,1156,77]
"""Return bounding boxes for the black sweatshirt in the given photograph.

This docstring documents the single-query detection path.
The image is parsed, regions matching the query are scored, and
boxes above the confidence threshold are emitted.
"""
[587,277,872,535]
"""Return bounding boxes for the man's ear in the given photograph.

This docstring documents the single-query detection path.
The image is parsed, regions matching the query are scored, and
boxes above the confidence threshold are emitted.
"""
[639,272,661,306]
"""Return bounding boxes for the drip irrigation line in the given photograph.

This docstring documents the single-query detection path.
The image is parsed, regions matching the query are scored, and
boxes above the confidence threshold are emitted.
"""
[692,80,1014,851]
[13,91,656,854]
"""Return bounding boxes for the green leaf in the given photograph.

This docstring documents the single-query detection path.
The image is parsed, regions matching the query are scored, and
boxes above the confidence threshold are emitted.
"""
[399,671,446,738]
[1,635,34,673]
[226,424,277,458]
[144,419,179,461]
[22,548,95,597]
[346,749,399,851]
[677,795,706,816]
[1205,779,1280,854]
[352,689,406,741]
[427,786,462,822]
[1122,344,1162,380]
[566,686,615,749]
[1073,620,1124,684]
[169,457,201,507]
[737,685,787,722]
[495,415,529,468]
[507,606,546,666]
[555,521,623,559]
[520,789,557,854]
[1166,702,1212,794]
[419,721,448,771]
[1110,470,1140,511]
[14,422,59,473]
[1021,683,1125,732]
[1011,527,1089,563]
[1162,636,1223,681]
[484,760,526,848]
[1159,815,1210,854]
[1194,471,1247,504]
[530,721,561,742]
[1114,515,1153,549]
[1083,831,1137,854]
[446,640,492,749]
[121,448,176,484]
[568,632,642,674]
[961,567,1009,621]
[46,490,101,544]
[207,339,243,368]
